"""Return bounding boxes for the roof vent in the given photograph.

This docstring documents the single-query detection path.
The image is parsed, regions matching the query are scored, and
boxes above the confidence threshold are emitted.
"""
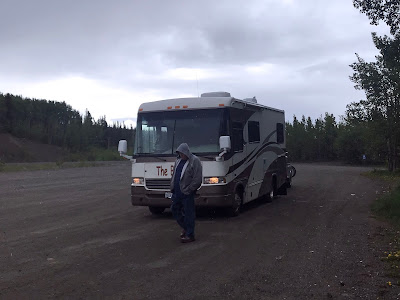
[243,97,257,103]
[201,92,231,98]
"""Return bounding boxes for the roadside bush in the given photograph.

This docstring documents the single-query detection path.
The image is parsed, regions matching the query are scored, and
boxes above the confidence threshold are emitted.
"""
[367,168,400,181]
[372,185,400,226]
[87,150,96,161]
[56,159,65,167]
[90,148,126,161]
[65,147,128,162]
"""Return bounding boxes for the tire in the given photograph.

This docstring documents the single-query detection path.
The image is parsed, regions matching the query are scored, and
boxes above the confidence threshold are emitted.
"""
[291,166,296,178]
[286,178,292,188]
[265,180,277,202]
[278,182,287,195]
[265,189,274,202]
[148,206,165,215]
[226,192,242,217]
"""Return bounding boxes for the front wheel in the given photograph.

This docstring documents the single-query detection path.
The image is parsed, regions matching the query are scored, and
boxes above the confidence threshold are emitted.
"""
[226,192,242,217]
[148,206,165,215]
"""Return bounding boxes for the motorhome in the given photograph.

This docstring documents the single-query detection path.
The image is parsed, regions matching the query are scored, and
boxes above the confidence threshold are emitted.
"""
[118,92,288,216]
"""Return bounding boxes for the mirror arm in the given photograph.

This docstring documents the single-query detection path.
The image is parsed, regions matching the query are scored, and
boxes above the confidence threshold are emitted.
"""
[216,149,228,161]
[119,153,135,161]
[219,149,228,158]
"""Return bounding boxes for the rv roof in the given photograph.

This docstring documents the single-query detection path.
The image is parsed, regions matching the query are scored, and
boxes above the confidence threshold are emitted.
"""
[138,96,284,113]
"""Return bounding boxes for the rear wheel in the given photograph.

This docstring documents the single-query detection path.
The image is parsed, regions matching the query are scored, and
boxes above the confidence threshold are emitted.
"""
[265,181,276,202]
[226,192,242,217]
[278,182,288,195]
[148,206,165,215]
[286,177,292,188]
[291,166,297,177]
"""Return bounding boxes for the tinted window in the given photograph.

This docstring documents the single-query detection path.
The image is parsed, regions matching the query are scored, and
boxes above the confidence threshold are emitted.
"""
[232,122,244,152]
[248,121,260,143]
[277,123,284,144]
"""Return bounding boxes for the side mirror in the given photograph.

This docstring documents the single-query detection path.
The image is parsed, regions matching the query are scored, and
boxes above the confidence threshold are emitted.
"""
[118,140,128,154]
[219,136,231,151]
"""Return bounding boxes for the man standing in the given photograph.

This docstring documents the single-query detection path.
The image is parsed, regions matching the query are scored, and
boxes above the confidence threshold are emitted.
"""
[170,143,202,243]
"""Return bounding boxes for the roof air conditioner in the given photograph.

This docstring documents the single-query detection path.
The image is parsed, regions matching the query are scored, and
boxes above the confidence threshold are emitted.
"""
[243,97,257,103]
[201,92,231,97]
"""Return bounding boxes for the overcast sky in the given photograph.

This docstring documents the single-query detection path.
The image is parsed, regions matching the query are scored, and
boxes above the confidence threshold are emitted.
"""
[0,0,391,126]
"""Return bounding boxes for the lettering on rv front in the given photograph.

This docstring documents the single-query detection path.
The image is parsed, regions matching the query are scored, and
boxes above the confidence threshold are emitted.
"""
[156,166,168,176]
[155,165,174,176]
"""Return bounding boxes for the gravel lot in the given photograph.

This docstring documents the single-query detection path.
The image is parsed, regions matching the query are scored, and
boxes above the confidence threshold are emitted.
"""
[0,162,398,299]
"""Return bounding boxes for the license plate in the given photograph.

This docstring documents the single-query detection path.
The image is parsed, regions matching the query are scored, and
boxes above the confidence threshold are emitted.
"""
[165,192,172,199]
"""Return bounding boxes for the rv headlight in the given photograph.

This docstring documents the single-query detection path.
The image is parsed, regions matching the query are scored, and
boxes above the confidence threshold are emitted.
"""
[132,177,144,185]
[203,177,226,184]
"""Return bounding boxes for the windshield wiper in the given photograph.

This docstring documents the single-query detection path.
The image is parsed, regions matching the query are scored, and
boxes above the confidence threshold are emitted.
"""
[135,153,168,161]
[200,156,215,160]
[154,157,167,162]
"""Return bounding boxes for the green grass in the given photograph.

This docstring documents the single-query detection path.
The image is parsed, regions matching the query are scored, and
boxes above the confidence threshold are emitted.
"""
[0,147,133,172]
[368,168,400,285]
[365,168,400,182]
[372,185,400,226]
[369,168,400,226]
[65,147,131,162]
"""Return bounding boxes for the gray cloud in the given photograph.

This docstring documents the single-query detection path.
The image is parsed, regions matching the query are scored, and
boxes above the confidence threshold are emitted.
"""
[0,0,392,122]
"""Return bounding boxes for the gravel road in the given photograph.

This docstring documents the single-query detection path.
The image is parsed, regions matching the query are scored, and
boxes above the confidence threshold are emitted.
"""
[0,162,397,299]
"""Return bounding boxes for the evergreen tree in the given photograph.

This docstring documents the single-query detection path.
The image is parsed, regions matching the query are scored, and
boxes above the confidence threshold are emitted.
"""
[349,33,400,171]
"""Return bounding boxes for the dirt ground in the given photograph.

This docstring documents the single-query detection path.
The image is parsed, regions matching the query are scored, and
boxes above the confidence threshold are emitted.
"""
[0,133,66,163]
[0,162,399,299]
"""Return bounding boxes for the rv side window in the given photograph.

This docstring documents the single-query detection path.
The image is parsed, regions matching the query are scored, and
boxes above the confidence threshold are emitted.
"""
[232,122,244,152]
[248,121,260,143]
[277,123,284,144]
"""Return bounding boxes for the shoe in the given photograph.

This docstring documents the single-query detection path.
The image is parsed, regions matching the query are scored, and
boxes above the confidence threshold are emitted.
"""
[180,230,186,238]
[181,236,195,243]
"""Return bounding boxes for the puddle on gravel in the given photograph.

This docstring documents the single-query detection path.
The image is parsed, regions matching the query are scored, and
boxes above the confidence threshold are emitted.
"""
[62,233,143,253]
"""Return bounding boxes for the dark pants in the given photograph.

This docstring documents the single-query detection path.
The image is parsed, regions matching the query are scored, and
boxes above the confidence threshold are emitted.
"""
[171,193,195,238]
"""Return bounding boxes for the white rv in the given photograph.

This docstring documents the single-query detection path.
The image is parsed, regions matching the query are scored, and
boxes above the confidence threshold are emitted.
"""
[118,92,288,216]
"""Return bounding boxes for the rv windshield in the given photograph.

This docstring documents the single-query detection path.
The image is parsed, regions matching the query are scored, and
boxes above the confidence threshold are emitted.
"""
[135,109,227,156]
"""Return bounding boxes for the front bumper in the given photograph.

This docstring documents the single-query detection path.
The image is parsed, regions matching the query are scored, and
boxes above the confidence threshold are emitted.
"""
[131,185,233,208]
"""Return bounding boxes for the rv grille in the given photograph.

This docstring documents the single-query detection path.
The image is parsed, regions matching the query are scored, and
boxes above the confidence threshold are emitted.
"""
[146,179,170,190]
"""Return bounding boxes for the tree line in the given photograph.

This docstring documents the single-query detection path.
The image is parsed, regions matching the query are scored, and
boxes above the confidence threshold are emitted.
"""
[286,1,400,171]
[285,113,386,165]
[0,93,134,152]
[348,0,400,171]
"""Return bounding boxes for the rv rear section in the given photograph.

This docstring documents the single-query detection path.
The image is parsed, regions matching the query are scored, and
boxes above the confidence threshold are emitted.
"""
[119,92,289,216]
